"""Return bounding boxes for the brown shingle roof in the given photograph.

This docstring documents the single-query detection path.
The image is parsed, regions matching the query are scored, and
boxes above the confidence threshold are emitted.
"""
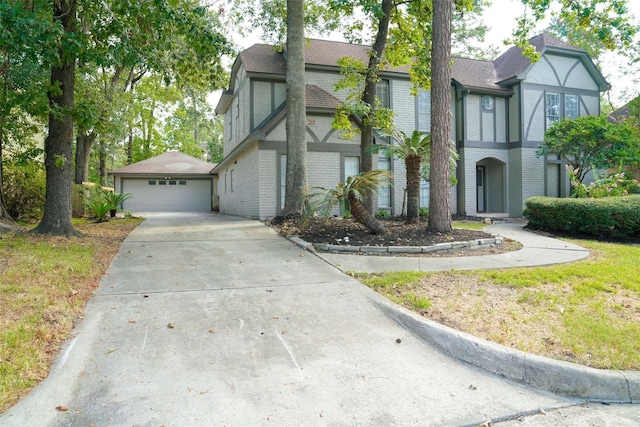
[236,33,590,94]
[109,152,215,176]
[451,57,504,91]
[493,33,583,81]
[306,85,341,110]
[239,39,410,75]
[239,44,286,74]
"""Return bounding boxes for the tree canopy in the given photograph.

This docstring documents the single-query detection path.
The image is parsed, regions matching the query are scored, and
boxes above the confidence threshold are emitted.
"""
[1,0,231,233]
[539,115,640,185]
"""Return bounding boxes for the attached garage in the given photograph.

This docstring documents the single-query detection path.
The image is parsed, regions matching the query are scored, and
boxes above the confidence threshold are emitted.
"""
[109,152,216,212]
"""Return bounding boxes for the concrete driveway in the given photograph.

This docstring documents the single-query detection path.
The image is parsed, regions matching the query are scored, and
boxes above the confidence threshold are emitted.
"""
[1,212,634,426]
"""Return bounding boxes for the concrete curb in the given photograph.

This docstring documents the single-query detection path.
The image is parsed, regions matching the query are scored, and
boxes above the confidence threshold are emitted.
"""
[287,221,638,404]
[288,235,504,255]
[371,293,639,403]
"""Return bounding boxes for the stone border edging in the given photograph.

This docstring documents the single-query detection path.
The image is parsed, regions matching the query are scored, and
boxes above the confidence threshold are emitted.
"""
[371,293,640,403]
[288,235,504,255]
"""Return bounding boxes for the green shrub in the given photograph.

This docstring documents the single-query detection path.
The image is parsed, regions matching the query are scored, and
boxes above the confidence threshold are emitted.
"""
[524,196,640,238]
[376,209,390,218]
[419,207,429,217]
[102,191,132,216]
[85,200,111,222]
[2,160,45,220]
[570,169,640,198]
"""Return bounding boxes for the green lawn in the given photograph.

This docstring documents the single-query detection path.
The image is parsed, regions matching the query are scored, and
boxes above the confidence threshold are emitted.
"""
[355,237,640,371]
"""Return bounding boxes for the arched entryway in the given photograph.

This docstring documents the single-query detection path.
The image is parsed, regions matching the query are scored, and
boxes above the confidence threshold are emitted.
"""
[476,157,506,214]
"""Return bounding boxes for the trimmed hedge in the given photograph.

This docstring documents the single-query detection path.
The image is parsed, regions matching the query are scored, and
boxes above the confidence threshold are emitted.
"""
[523,196,640,239]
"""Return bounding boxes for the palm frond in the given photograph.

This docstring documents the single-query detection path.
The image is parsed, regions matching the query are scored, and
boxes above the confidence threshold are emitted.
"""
[302,169,394,220]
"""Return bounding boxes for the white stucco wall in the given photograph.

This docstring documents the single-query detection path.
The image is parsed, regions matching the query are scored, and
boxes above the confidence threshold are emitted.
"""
[526,54,598,91]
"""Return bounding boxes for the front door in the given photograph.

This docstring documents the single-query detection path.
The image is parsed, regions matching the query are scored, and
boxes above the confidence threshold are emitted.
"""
[476,166,486,212]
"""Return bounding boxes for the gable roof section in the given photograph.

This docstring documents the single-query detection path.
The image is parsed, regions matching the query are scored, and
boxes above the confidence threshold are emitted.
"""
[492,33,607,90]
[608,96,640,123]
[306,84,342,110]
[451,57,507,93]
[238,39,410,77]
[239,44,286,75]
[109,151,216,176]
[224,33,607,106]
[213,85,345,175]
[493,33,581,81]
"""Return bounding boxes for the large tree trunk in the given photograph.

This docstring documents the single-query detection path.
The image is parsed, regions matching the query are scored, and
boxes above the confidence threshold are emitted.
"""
[405,154,422,224]
[127,127,133,164]
[282,0,308,216]
[428,0,453,233]
[99,144,108,186]
[360,0,393,213]
[348,193,386,235]
[31,0,80,237]
[74,129,97,184]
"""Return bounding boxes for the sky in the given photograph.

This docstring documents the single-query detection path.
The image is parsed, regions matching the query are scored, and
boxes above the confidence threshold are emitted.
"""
[480,0,640,106]
[215,1,640,107]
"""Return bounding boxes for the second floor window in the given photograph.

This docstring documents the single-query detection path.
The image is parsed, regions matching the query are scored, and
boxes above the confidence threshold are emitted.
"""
[417,90,430,132]
[376,79,390,108]
[565,94,579,119]
[546,92,561,128]
[546,92,580,129]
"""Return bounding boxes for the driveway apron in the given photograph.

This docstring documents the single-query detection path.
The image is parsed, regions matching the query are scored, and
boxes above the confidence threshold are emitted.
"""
[2,213,579,427]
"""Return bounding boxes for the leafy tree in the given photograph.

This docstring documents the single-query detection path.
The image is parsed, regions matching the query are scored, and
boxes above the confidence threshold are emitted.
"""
[539,115,640,191]
[73,0,231,182]
[423,0,636,232]
[0,1,57,221]
[206,115,225,163]
[163,104,204,158]
[510,0,637,62]
[129,75,181,162]
[31,0,82,237]
[569,169,640,198]
[354,0,392,213]
[3,156,46,220]
[331,0,488,215]
[2,0,231,235]
[304,169,392,234]
[282,0,309,216]
[228,0,342,45]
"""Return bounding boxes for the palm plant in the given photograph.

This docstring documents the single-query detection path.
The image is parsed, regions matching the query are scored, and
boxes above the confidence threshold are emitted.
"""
[375,129,459,224]
[304,169,393,235]
[102,191,132,217]
[375,130,431,224]
[85,199,111,223]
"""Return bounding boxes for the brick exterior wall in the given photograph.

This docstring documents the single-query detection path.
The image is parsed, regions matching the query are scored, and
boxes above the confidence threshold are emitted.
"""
[217,144,260,219]
[216,41,604,220]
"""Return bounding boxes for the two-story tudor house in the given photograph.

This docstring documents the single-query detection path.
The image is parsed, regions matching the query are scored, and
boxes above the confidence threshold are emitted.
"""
[213,33,608,220]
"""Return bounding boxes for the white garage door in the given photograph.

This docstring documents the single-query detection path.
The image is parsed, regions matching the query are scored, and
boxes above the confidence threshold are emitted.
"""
[121,178,212,212]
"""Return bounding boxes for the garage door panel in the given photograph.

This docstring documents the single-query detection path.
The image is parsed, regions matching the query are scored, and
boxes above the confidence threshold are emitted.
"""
[121,179,212,212]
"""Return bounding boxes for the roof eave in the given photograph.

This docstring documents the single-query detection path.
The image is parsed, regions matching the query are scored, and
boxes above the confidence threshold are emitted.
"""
[452,80,513,97]
[108,172,214,177]
[211,132,265,174]
[215,90,234,115]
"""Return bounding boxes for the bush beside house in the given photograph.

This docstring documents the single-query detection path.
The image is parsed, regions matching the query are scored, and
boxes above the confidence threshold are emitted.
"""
[523,196,640,238]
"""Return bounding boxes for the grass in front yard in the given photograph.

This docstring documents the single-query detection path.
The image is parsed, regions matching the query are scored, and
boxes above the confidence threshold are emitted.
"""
[452,219,488,231]
[0,217,142,412]
[354,238,640,370]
